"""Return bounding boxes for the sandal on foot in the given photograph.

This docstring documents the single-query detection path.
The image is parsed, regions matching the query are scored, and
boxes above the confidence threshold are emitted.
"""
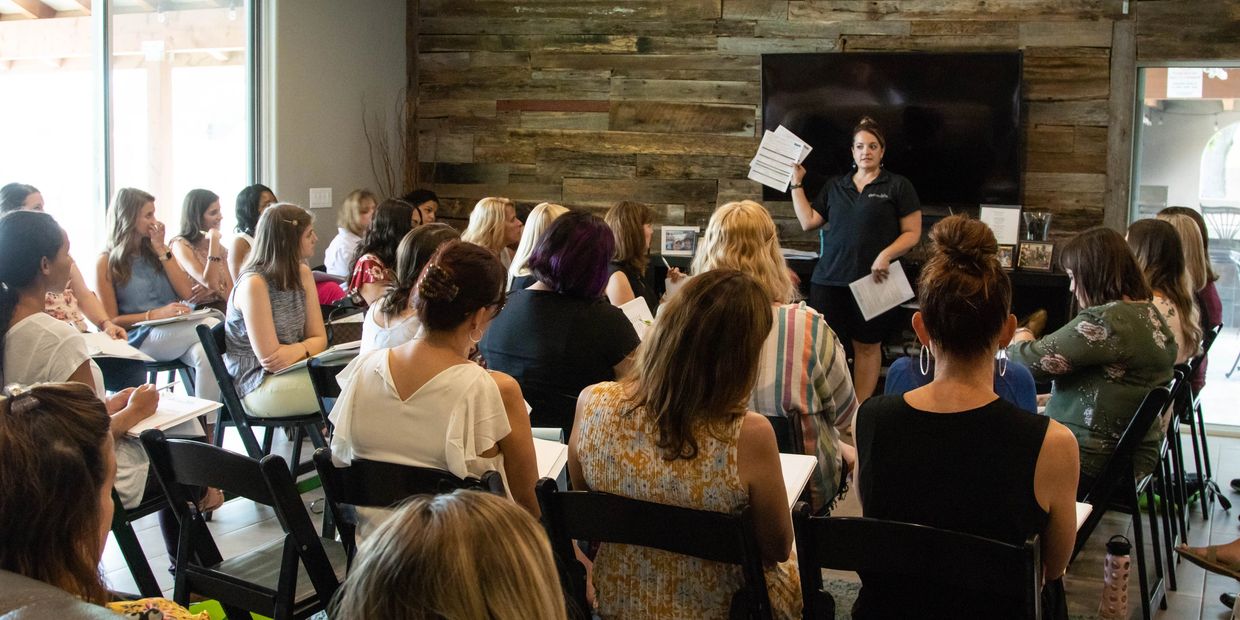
[1176,544,1240,581]
[197,487,225,514]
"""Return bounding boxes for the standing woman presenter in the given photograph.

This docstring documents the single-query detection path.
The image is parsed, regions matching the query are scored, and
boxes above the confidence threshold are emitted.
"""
[791,116,921,402]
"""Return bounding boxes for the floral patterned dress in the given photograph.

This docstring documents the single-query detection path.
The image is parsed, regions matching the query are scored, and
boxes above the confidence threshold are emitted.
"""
[1007,300,1176,482]
[347,252,392,299]
[44,285,88,332]
[576,382,802,619]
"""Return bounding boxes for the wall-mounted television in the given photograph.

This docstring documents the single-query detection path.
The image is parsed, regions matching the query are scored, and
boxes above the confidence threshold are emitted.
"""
[761,52,1023,209]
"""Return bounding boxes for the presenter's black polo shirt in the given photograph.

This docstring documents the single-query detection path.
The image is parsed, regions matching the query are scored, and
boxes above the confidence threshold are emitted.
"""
[809,169,921,286]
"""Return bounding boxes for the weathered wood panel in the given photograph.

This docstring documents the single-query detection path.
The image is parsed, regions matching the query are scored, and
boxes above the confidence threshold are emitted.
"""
[563,178,719,206]
[610,101,757,136]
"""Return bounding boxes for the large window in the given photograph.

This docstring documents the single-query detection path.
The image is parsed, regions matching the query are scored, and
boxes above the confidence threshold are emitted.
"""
[0,1,256,259]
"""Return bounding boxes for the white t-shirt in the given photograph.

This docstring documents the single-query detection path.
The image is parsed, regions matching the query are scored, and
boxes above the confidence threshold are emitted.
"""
[324,228,362,277]
[329,351,512,533]
[360,305,423,353]
[4,313,149,508]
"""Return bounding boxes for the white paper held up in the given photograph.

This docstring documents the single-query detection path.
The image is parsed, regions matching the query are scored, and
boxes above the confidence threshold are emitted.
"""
[619,297,655,341]
[848,260,915,322]
[748,126,813,192]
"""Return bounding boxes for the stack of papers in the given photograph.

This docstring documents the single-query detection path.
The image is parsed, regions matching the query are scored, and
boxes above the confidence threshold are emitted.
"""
[748,125,813,192]
[82,332,155,362]
[618,298,655,341]
[133,308,214,327]
[125,391,220,437]
[273,340,363,375]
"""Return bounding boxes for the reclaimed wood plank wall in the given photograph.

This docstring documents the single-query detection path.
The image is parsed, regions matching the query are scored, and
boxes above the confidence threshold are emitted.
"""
[407,0,1240,250]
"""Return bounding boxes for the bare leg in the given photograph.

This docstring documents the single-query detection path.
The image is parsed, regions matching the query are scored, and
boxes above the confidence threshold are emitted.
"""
[853,340,882,403]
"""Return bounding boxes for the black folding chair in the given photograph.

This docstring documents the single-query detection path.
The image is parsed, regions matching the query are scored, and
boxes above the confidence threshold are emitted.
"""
[312,447,505,565]
[140,430,345,620]
[109,489,167,598]
[792,508,1042,619]
[195,323,326,475]
[1073,383,1174,620]
[535,478,772,620]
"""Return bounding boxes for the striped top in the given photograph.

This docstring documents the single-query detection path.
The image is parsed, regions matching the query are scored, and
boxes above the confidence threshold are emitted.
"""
[224,272,307,397]
[750,302,858,509]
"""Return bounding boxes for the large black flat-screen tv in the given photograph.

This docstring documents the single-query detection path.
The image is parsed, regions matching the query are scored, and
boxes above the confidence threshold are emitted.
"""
[762,52,1023,209]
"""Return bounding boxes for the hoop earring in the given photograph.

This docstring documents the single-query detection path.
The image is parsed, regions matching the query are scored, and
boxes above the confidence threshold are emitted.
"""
[468,327,483,344]
[997,348,1008,377]
[919,346,932,376]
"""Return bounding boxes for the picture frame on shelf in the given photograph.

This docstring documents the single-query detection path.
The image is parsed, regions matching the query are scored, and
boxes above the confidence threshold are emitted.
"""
[997,244,1015,270]
[660,225,699,257]
[1017,241,1054,272]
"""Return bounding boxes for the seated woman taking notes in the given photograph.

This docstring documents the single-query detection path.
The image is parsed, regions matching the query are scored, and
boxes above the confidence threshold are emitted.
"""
[223,203,327,418]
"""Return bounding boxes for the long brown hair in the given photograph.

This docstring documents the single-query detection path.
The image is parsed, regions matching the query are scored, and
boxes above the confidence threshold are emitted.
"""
[1058,227,1151,308]
[604,200,653,275]
[1127,218,1202,349]
[105,187,158,285]
[245,203,313,290]
[918,214,1012,358]
[624,269,772,460]
[0,383,112,603]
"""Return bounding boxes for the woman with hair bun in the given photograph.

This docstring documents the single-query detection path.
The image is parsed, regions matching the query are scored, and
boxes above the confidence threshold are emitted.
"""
[330,240,539,532]
[790,116,922,404]
[1009,226,1175,492]
[856,214,1079,618]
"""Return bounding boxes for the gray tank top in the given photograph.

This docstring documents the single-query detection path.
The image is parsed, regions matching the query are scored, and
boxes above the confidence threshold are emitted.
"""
[223,272,307,397]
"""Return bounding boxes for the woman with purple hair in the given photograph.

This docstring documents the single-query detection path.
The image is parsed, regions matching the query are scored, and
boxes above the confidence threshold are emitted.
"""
[480,210,640,434]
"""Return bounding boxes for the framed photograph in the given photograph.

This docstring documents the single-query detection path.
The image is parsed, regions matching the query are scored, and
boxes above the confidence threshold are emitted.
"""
[1017,241,1054,272]
[660,225,699,257]
[996,244,1015,269]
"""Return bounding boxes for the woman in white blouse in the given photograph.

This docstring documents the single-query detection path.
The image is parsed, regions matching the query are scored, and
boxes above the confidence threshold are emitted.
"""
[331,240,538,531]
[324,189,377,277]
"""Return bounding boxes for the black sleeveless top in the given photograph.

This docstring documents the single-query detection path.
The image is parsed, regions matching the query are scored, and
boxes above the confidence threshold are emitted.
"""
[854,394,1050,619]
[607,261,658,314]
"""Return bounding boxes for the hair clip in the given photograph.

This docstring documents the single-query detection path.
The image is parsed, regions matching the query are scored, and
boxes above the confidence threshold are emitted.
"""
[3,384,39,415]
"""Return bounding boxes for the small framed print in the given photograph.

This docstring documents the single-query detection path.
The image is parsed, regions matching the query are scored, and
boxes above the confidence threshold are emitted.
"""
[660,225,699,257]
[1017,241,1054,272]
[997,244,1015,270]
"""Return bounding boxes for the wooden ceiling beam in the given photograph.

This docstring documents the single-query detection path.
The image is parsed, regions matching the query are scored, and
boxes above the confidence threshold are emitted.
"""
[11,0,56,19]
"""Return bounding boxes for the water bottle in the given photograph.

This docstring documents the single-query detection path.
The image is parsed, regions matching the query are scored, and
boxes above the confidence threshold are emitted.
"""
[1099,535,1131,619]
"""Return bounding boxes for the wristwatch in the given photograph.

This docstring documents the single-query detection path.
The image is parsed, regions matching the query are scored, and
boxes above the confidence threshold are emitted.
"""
[789,182,803,190]
[159,250,173,261]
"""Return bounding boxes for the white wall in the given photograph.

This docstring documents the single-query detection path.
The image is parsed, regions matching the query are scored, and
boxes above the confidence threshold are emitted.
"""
[264,0,406,265]
[1138,108,1240,210]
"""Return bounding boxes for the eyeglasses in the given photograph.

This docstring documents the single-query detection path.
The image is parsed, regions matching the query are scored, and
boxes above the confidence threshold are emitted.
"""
[488,291,507,318]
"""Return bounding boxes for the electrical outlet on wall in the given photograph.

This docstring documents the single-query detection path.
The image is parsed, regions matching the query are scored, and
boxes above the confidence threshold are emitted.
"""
[309,188,332,209]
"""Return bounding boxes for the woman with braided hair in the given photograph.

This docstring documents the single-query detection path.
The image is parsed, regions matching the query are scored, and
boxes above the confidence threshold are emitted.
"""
[329,240,539,534]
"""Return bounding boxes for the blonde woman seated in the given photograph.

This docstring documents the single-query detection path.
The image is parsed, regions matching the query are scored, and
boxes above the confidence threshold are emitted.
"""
[1127,218,1202,365]
[223,204,327,418]
[331,490,565,619]
[569,269,802,619]
[361,223,459,353]
[508,202,568,292]
[462,196,523,269]
[170,189,233,312]
[693,200,858,511]
[324,189,377,277]
[331,241,539,534]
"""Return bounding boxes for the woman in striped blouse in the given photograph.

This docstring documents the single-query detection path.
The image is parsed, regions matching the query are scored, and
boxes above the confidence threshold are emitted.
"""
[691,200,858,511]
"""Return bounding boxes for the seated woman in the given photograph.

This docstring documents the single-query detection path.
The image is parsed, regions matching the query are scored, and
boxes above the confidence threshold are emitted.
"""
[461,196,522,269]
[569,269,801,619]
[1009,226,1175,494]
[1128,218,1201,365]
[1159,207,1222,393]
[692,200,858,511]
[401,188,440,224]
[324,189,377,277]
[170,189,233,313]
[331,490,565,619]
[347,199,418,306]
[229,183,277,280]
[603,200,658,313]
[508,202,568,292]
[95,188,222,404]
[0,382,205,619]
[479,210,639,433]
[856,214,1079,619]
[2,182,138,389]
[0,210,196,556]
[883,352,1038,414]
[331,241,539,530]
[224,203,327,418]
[361,223,459,352]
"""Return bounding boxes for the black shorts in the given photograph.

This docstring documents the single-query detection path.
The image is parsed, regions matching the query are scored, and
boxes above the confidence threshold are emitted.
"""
[809,283,900,345]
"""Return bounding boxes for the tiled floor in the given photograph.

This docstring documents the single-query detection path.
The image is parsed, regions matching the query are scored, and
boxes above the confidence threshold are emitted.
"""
[104,425,1240,619]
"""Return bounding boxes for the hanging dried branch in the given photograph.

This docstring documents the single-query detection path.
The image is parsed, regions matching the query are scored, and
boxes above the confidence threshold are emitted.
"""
[362,88,418,198]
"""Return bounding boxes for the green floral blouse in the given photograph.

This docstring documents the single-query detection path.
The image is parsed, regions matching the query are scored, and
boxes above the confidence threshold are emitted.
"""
[1007,300,1176,481]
